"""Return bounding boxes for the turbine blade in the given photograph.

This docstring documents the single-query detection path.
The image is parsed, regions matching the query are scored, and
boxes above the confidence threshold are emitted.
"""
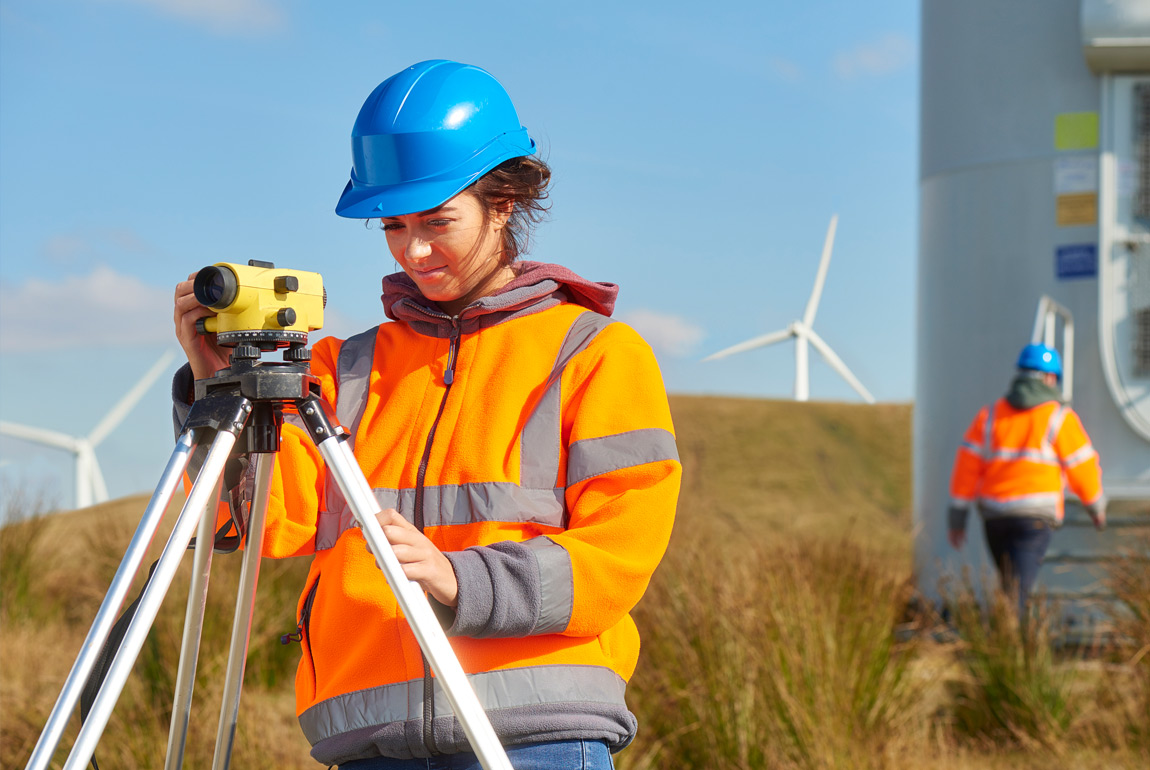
[0,421,82,453]
[87,349,178,447]
[702,328,793,361]
[802,214,838,328]
[805,328,876,403]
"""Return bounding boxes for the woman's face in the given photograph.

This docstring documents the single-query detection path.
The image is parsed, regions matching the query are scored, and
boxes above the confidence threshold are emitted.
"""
[381,192,512,316]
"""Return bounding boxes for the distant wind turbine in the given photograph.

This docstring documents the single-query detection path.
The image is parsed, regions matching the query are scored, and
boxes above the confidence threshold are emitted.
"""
[703,215,876,404]
[0,349,178,509]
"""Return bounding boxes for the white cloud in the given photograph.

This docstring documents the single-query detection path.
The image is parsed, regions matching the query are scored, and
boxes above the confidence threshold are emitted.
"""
[619,309,705,358]
[40,228,157,268]
[0,266,173,352]
[769,57,803,84]
[102,0,285,35]
[834,33,914,80]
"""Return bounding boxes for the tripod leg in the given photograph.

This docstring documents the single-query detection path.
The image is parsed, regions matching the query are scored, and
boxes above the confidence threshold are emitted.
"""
[164,472,224,770]
[25,430,198,770]
[211,451,275,770]
[298,399,512,770]
[61,427,241,770]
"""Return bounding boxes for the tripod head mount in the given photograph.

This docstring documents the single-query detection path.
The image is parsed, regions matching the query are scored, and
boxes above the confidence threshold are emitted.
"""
[190,344,344,458]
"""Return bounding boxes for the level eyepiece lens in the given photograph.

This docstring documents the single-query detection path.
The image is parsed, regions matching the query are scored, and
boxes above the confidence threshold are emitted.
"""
[193,265,239,309]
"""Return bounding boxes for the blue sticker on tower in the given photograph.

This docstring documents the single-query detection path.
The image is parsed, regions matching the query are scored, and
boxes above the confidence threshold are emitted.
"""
[1055,244,1098,279]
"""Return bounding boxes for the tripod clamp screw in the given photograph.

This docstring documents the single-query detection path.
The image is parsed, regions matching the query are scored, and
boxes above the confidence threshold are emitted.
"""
[297,396,345,442]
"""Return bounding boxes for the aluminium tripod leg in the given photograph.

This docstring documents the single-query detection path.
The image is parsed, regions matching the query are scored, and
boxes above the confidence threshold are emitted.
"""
[297,398,513,770]
[60,425,242,770]
[211,451,274,770]
[164,470,224,770]
[25,430,197,770]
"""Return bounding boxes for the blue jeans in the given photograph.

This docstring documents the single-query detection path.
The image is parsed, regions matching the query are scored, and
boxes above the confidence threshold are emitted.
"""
[339,739,615,770]
[982,516,1052,612]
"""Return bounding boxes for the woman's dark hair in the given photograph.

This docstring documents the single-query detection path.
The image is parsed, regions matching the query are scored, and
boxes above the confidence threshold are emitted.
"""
[469,156,551,262]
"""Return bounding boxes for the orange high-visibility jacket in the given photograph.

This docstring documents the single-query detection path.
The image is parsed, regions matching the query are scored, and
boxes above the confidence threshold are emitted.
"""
[948,396,1103,530]
[180,262,681,764]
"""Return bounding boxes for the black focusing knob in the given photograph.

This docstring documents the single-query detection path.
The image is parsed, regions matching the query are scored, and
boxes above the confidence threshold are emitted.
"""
[274,276,300,293]
[277,307,297,327]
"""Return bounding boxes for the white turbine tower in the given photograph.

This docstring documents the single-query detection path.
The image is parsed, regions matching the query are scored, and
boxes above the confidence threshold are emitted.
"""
[0,349,178,509]
[704,215,876,404]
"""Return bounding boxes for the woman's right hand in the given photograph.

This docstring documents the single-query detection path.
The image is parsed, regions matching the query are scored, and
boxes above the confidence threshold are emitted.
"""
[174,273,231,380]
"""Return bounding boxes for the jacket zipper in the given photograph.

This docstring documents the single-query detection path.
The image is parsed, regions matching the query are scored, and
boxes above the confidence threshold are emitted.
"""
[412,315,460,753]
[282,576,320,694]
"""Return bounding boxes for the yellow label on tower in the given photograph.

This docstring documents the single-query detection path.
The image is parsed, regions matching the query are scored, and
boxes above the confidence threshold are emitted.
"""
[1056,192,1097,226]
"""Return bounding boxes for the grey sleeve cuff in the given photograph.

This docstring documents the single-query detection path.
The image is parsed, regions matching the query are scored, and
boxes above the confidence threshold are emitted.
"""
[948,505,969,533]
[443,536,573,639]
[1085,499,1107,522]
[171,362,195,438]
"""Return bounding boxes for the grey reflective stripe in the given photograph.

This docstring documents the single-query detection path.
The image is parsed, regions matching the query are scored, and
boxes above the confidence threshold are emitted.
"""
[316,483,567,549]
[989,447,1058,465]
[981,406,995,462]
[980,491,1062,510]
[950,496,973,507]
[568,428,680,487]
[522,536,573,634]
[317,488,411,552]
[317,327,378,551]
[335,327,379,451]
[1062,444,1097,468]
[1044,405,1068,451]
[298,664,627,746]
[959,440,981,454]
[521,312,614,490]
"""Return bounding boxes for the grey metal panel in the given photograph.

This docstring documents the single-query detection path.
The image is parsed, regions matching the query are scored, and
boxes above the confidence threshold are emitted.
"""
[1082,0,1150,73]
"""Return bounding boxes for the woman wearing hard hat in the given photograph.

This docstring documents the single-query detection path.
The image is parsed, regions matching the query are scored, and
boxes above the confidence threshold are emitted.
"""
[173,60,680,768]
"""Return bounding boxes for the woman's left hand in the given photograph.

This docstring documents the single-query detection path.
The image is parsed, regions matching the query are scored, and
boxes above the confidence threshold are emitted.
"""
[373,509,459,607]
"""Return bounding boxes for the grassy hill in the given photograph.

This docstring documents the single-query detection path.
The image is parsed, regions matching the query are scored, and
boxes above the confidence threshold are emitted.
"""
[668,395,911,556]
[3,397,1147,769]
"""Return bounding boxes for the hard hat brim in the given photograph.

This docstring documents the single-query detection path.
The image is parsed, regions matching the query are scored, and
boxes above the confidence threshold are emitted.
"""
[335,131,535,219]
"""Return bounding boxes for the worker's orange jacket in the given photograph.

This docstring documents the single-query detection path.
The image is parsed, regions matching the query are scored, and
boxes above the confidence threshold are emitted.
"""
[948,387,1103,532]
[177,262,681,764]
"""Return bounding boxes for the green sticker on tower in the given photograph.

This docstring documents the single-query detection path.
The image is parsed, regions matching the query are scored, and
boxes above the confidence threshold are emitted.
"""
[1054,112,1099,150]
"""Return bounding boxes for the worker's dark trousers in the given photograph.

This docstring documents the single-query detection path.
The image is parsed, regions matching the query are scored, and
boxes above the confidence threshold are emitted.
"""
[982,516,1052,613]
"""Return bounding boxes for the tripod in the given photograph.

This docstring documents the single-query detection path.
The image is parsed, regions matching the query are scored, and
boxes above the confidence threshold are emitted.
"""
[26,343,513,770]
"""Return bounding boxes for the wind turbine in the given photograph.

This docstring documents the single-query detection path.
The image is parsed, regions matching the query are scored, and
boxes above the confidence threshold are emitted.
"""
[0,349,178,509]
[703,215,876,404]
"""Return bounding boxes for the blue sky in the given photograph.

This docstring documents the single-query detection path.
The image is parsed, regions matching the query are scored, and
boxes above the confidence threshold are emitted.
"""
[0,0,919,505]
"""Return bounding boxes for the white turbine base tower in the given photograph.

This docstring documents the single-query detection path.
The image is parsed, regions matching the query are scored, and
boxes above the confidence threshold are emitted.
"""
[0,349,177,509]
[704,215,876,404]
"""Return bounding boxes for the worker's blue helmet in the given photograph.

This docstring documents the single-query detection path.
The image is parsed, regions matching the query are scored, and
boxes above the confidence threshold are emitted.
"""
[335,60,536,219]
[1017,343,1063,379]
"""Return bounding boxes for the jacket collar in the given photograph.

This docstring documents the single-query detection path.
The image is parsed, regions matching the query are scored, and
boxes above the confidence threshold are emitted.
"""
[1005,373,1064,410]
[380,261,618,338]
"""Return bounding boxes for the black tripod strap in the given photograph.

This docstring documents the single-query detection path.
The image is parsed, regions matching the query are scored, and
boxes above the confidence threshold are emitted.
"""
[76,515,238,769]
[78,560,159,770]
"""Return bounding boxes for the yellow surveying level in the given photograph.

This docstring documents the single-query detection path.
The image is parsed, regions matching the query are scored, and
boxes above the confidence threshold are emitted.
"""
[193,260,325,348]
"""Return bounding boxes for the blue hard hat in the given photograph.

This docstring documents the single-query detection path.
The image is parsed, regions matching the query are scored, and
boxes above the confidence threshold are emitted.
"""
[1017,343,1063,378]
[335,60,536,219]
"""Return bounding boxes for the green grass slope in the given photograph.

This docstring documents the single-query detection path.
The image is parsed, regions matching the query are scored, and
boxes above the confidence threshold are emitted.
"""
[669,395,912,557]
